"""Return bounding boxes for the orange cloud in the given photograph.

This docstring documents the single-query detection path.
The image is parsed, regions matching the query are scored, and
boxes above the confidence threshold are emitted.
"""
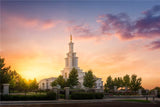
[2,13,59,31]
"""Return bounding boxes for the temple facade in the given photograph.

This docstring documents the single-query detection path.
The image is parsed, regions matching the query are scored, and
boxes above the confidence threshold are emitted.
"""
[39,35,103,90]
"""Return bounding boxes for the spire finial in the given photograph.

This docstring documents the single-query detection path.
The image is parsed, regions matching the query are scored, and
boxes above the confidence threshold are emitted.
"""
[70,34,72,42]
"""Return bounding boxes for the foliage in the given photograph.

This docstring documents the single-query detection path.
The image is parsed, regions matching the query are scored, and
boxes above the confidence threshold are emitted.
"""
[69,89,85,94]
[158,94,160,98]
[0,56,39,93]
[28,78,39,92]
[123,74,130,87]
[1,93,56,101]
[9,70,22,92]
[151,87,160,97]
[83,70,96,88]
[71,92,104,99]
[113,77,123,88]
[60,94,65,99]
[151,87,160,92]
[104,74,142,92]
[104,76,114,92]
[46,91,57,99]
[0,57,12,86]
[129,74,142,91]
[51,75,66,88]
[67,68,79,88]
[51,80,58,87]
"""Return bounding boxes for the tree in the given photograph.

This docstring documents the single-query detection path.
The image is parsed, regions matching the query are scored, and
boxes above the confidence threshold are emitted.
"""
[152,87,160,92]
[67,68,78,88]
[51,75,66,88]
[104,76,114,92]
[129,74,142,91]
[51,80,58,87]
[0,56,38,93]
[113,77,123,88]
[0,57,22,92]
[83,70,96,88]
[29,78,39,92]
[123,74,130,89]
[56,75,66,88]
[9,70,21,92]
[0,57,12,86]
[117,77,123,87]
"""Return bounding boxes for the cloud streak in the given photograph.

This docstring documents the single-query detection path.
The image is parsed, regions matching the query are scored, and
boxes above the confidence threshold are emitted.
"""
[147,40,160,50]
[2,13,60,31]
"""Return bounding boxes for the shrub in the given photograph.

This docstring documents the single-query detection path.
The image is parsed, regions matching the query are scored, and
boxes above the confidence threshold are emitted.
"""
[1,92,56,101]
[46,91,56,99]
[71,92,104,99]
[157,94,160,98]
[60,94,65,99]
[70,89,85,94]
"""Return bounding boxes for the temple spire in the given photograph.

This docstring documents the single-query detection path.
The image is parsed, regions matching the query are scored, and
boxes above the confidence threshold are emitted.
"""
[69,34,73,52]
[70,34,72,42]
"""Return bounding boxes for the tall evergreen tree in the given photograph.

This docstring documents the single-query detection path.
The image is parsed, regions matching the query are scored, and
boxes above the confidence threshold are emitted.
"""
[67,68,78,88]
[83,70,96,88]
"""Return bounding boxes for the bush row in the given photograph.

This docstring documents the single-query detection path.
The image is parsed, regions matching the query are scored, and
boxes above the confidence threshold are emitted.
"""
[1,91,56,101]
[157,94,160,98]
[71,92,104,99]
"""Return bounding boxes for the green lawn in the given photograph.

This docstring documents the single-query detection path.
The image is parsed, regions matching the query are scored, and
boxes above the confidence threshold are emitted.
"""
[118,99,151,103]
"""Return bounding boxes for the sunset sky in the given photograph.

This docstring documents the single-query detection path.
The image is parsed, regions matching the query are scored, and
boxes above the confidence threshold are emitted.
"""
[1,0,160,89]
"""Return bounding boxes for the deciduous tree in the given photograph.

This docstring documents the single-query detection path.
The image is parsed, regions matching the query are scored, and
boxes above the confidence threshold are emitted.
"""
[130,74,142,91]
[51,75,66,88]
[83,70,96,88]
[104,76,114,92]
[67,68,78,88]
[123,74,130,90]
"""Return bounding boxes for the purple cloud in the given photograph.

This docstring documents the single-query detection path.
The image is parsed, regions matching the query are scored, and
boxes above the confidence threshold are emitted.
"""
[98,5,160,40]
[148,40,160,50]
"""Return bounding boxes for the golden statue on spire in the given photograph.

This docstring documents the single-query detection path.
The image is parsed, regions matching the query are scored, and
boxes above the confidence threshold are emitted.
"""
[70,34,72,42]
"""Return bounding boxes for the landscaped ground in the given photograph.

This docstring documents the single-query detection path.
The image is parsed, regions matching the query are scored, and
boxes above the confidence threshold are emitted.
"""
[1,100,160,107]
[117,99,151,103]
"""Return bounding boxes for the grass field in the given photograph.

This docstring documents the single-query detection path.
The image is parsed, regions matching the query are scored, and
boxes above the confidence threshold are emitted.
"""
[118,99,151,103]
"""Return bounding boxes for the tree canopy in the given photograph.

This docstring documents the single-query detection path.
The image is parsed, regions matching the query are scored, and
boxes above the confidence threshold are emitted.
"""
[0,57,12,85]
[104,76,114,92]
[67,68,78,88]
[83,70,96,88]
[104,74,142,92]
[51,75,66,88]
[123,74,130,87]
[129,74,142,91]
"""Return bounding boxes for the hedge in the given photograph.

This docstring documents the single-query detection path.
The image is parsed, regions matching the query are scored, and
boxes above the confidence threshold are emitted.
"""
[158,94,160,98]
[1,91,56,101]
[71,92,104,99]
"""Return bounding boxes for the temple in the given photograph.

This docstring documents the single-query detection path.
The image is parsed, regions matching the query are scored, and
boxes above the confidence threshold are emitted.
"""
[61,35,85,88]
[39,35,103,89]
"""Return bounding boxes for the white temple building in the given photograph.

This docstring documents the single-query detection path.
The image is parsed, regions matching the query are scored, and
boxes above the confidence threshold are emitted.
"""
[39,35,103,90]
